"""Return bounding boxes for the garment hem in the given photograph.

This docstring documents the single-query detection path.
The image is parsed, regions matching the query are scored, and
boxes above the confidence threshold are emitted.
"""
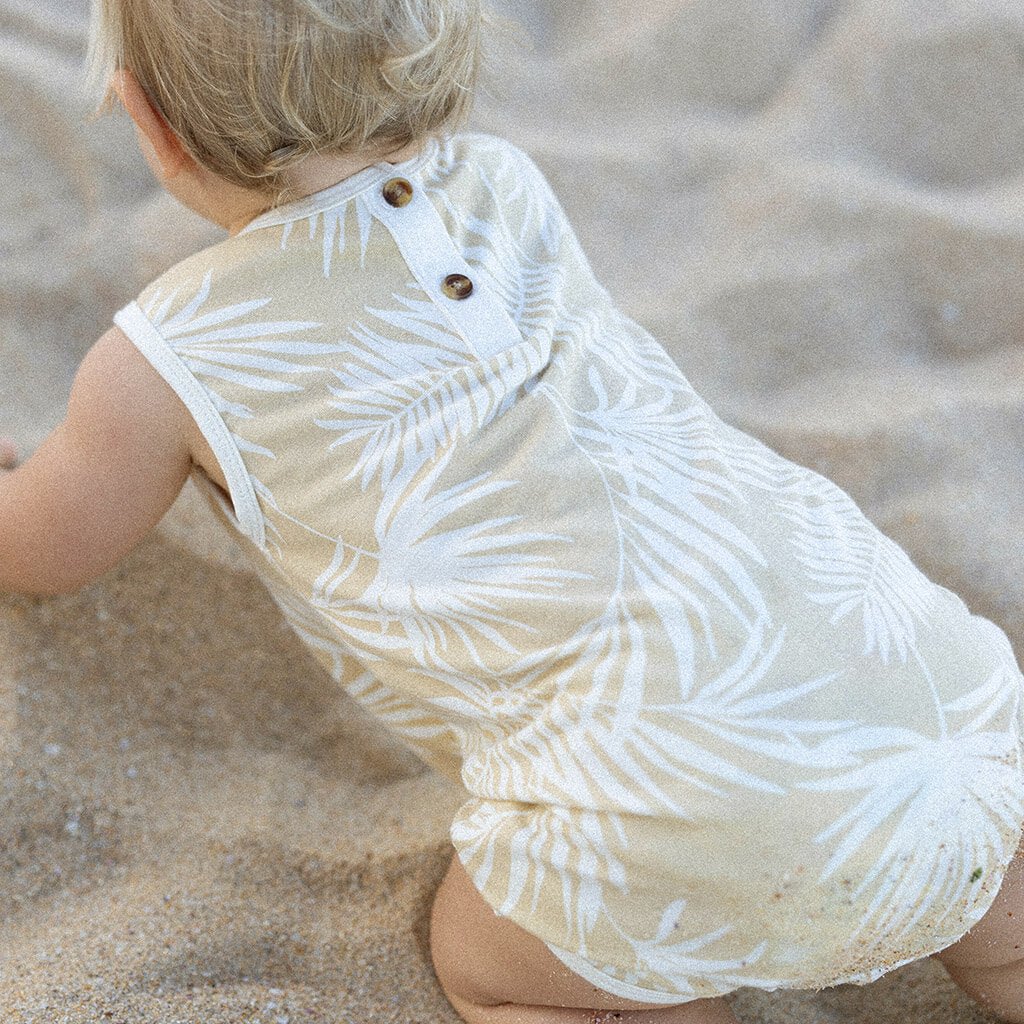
[544,944,696,1005]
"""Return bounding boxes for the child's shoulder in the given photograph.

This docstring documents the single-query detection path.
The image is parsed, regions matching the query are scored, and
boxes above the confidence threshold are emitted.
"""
[437,132,557,190]
[432,132,570,245]
[125,202,309,349]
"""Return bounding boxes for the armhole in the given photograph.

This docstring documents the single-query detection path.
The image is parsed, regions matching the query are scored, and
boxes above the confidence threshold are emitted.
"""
[113,300,267,550]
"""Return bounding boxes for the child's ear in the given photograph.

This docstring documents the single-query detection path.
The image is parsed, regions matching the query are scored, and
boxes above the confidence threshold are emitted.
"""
[110,70,191,180]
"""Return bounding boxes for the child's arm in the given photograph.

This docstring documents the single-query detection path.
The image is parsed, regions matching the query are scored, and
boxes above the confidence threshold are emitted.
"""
[0,327,195,595]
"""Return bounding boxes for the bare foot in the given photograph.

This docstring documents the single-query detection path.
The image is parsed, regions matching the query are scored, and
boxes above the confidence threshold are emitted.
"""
[0,437,17,470]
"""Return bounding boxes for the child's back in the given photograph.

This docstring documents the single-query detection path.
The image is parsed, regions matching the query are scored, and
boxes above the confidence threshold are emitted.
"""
[112,125,1024,1001]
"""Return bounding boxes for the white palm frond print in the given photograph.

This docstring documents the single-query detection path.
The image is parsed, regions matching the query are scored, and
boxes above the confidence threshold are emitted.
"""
[278,194,375,276]
[513,610,855,818]
[311,450,585,670]
[534,604,746,815]
[443,607,852,822]
[463,223,569,334]
[344,669,464,768]
[803,661,1023,948]
[269,578,466,771]
[541,356,771,677]
[611,452,769,655]
[451,801,628,947]
[572,366,745,504]
[710,422,812,494]
[265,577,351,681]
[142,271,334,534]
[268,572,465,766]
[581,310,697,393]
[425,163,573,335]
[358,292,478,358]
[615,900,774,996]
[142,271,331,413]
[426,136,565,259]
[317,298,546,490]
[779,475,937,664]
[662,618,854,765]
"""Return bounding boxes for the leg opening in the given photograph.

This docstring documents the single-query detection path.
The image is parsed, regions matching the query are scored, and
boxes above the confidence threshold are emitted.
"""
[934,839,1024,1022]
[429,852,739,1024]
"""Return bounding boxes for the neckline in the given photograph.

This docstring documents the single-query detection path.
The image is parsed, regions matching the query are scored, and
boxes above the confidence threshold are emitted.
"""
[238,138,440,236]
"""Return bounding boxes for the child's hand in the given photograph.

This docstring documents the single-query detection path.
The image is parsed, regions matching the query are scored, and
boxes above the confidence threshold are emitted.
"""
[0,438,18,471]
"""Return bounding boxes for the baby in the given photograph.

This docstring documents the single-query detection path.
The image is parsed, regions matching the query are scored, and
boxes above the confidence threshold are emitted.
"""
[2,2,1023,1022]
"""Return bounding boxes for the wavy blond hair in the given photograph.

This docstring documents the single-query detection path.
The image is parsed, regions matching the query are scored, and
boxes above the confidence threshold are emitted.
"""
[88,0,485,192]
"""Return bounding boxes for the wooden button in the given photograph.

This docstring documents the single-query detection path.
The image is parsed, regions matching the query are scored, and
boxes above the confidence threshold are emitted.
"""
[382,177,413,208]
[441,273,474,301]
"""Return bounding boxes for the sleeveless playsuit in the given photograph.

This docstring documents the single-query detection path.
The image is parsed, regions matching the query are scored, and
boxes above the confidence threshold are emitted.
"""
[114,133,1024,1003]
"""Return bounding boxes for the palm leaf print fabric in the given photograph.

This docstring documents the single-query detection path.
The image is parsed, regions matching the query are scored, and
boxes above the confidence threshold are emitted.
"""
[115,134,1024,1003]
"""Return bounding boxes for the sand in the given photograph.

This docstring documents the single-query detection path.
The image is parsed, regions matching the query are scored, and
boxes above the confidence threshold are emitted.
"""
[1,0,1022,1020]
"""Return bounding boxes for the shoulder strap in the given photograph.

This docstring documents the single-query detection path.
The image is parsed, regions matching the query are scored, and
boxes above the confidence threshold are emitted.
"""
[114,300,266,548]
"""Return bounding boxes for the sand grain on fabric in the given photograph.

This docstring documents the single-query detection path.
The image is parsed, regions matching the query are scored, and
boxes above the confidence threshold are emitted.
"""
[1,0,1022,1020]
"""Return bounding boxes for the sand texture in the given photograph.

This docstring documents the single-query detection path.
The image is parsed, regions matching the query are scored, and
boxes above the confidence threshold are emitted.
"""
[1,0,1023,1020]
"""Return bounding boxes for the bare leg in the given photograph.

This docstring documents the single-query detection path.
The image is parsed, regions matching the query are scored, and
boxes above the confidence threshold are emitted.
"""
[429,853,739,1024]
[441,996,736,1024]
[934,843,1024,1022]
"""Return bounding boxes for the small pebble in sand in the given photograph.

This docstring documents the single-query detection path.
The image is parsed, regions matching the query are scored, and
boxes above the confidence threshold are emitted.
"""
[0,437,17,470]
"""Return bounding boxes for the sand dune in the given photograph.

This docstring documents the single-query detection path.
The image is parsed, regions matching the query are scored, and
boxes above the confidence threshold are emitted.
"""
[1,0,1022,1020]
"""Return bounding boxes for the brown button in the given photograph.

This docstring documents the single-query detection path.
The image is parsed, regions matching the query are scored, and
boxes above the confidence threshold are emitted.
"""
[442,273,474,301]
[382,177,413,208]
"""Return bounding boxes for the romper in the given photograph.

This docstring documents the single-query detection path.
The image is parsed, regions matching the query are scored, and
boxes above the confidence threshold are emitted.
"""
[115,132,1024,1004]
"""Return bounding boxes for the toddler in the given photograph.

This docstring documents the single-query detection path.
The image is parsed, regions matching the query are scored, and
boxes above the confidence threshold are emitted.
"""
[2,2,1024,1022]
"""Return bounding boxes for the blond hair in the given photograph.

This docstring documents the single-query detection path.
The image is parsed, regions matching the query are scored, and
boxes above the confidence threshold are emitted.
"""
[88,0,485,193]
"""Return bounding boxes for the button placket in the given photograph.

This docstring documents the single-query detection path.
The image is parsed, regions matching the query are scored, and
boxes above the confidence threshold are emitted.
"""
[371,174,521,360]
[382,181,475,304]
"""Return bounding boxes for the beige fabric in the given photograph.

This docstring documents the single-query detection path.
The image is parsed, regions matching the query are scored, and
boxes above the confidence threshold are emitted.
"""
[116,133,1024,1001]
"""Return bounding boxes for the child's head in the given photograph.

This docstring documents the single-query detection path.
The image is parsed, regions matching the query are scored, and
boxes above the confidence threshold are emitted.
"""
[89,0,484,193]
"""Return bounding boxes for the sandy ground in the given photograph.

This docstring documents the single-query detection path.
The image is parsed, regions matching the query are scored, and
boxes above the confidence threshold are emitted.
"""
[1,0,1022,1020]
